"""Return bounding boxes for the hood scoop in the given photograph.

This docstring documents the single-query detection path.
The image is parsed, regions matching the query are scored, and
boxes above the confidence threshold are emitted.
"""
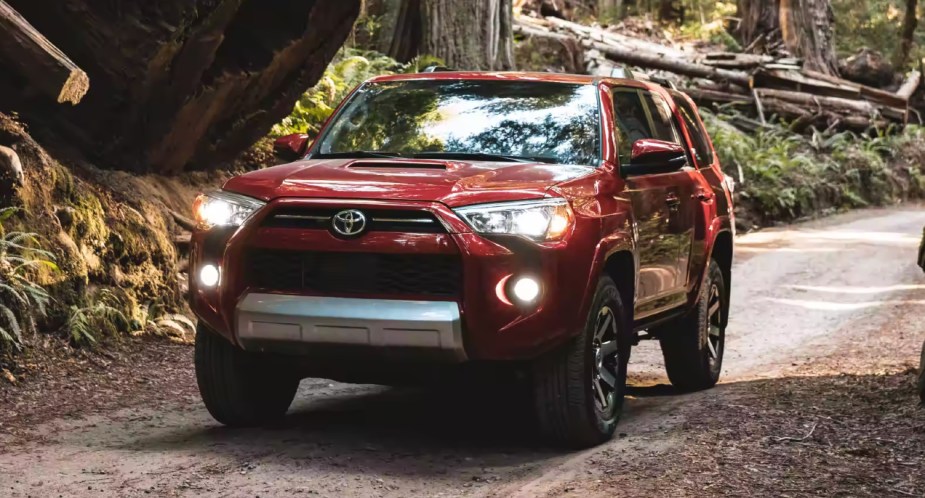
[346,159,448,170]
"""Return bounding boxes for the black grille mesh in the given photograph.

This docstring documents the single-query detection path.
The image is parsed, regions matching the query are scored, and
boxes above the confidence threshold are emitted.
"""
[245,250,461,297]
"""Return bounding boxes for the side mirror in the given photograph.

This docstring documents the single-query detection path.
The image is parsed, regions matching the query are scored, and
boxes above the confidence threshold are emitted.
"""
[621,139,688,177]
[273,133,310,161]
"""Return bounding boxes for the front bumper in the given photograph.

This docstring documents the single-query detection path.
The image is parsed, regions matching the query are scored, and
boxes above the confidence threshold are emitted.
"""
[237,294,465,362]
[190,197,599,362]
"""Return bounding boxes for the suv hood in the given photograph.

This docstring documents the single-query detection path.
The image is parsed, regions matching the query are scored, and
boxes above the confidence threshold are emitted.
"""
[223,158,595,207]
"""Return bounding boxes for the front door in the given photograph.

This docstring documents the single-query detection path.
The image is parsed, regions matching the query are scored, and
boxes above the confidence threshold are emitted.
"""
[612,86,693,317]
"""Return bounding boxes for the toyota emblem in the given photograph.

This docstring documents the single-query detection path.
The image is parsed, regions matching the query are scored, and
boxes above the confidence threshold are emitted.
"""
[331,209,367,237]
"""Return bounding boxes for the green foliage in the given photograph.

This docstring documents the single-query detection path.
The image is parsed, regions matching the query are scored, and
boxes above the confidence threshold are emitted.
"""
[702,110,925,226]
[271,49,445,138]
[65,289,129,346]
[832,0,924,64]
[0,207,55,350]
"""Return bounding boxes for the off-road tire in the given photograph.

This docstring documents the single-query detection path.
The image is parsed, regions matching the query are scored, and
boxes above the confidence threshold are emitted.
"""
[917,340,925,404]
[659,259,727,392]
[195,323,299,427]
[533,276,631,448]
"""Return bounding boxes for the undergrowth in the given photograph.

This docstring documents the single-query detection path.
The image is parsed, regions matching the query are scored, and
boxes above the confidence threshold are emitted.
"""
[0,207,55,350]
[702,110,925,226]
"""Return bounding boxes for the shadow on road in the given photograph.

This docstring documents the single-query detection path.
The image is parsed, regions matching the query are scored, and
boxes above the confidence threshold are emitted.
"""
[110,377,681,478]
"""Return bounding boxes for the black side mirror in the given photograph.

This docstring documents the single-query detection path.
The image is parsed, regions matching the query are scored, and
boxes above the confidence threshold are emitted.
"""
[621,138,688,177]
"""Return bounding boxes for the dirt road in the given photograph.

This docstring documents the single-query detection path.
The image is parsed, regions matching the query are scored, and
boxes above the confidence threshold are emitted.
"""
[2,208,924,497]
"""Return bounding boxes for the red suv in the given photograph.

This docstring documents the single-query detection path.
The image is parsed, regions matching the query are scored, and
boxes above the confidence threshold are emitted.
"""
[189,71,734,447]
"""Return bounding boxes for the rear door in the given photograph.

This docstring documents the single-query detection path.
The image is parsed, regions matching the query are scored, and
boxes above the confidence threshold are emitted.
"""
[672,93,724,288]
[611,87,687,315]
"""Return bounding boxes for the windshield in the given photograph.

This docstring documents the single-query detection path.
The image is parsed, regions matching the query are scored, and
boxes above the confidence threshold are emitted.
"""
[314,79,602,166]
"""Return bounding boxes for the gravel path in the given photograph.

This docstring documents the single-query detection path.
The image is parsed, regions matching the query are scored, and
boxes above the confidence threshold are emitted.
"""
[1,207,924,497]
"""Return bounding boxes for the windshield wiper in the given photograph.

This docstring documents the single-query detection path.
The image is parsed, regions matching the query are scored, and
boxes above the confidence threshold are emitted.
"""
[411,152,557,164]
[316,151,405,159]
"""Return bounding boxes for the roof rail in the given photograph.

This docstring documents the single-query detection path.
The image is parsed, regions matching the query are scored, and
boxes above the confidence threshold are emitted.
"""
[421,65,453,73]
[608,66,635,79]
[648,75,678,90]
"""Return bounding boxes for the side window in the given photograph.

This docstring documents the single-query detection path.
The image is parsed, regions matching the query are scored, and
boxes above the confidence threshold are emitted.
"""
[611,88,654,163]
[639,92,680,144]
[674,96,715,167]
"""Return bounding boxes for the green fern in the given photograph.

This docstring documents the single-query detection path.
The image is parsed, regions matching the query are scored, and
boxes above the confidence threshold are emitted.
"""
[0,208,56,350]
[65,290,130,347]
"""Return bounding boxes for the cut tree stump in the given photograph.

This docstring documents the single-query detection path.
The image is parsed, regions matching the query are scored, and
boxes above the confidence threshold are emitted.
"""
[0,1,88,105]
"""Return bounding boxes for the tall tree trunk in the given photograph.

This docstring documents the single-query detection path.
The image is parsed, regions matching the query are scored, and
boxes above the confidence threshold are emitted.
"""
[376,0,422,62]
[0,0,361,174]
[896,0,919,69]
[379,0,515,70]
[779,0,839,75]
[736,0,781,48]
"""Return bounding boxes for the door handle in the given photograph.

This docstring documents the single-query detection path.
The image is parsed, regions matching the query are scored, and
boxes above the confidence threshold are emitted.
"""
[665,193,680,212]
[693,190,715,202]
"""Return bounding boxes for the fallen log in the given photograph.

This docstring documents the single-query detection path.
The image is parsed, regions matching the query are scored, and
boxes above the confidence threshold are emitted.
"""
[538,15,690,60]
[755,88,879,115]
[801,69,908,109]
[896,70,922,100]
[590,41,750,87]
[0,0,88,104]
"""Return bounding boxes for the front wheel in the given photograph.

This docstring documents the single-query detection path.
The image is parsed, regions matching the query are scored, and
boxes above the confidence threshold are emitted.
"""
[195,323,300,427]
[532,276,631,448]
[659,259,727,391]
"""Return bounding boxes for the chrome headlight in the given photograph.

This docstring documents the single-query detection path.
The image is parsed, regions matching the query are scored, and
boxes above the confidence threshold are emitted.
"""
[453,198,573,242]
[192,191,265,229]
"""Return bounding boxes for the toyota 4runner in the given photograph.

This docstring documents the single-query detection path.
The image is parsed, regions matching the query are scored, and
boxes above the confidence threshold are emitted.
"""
[189,71,734,448]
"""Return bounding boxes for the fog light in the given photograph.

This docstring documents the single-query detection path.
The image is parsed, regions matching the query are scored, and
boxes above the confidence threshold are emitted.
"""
[199,264,220,288]
[511,276,541,303]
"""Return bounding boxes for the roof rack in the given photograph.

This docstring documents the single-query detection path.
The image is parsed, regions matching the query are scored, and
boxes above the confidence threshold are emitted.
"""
[421,65,453,73]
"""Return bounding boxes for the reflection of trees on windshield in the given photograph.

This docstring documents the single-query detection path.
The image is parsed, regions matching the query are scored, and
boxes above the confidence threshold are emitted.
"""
[317,80,601,166]
[445,114,599,165]
[322,83,445,153]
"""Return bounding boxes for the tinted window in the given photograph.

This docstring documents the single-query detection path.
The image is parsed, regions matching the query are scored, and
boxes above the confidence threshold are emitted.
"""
[316,80,601,166]
[640,92,680,144]
[674,95,714,166]
[612,88,653,163]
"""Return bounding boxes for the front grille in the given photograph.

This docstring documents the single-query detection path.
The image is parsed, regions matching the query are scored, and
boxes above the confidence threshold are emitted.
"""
[262,207,446,233]
[245,250,462,298]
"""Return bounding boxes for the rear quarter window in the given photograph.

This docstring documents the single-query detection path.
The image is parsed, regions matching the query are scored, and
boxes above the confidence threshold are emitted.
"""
[674,95,715,167]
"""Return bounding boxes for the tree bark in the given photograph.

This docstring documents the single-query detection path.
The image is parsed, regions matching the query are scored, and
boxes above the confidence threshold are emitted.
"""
[896,0,918,70]
[779,0,839,75]
[0,1,88,105]
[736,0,781,48]
[376,0,422,62]
[0,0,361,174]
[379,0,515,70]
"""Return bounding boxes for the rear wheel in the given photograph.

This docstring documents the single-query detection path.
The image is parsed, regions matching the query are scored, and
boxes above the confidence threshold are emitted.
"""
[195,323,300,426]
[533,276,631,448]
[659,259,727,391]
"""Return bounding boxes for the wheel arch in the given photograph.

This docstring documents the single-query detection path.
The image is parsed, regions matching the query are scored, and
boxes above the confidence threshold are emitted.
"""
[602,249,636,318]
[710,229,733,292]
[709,229,733,326]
